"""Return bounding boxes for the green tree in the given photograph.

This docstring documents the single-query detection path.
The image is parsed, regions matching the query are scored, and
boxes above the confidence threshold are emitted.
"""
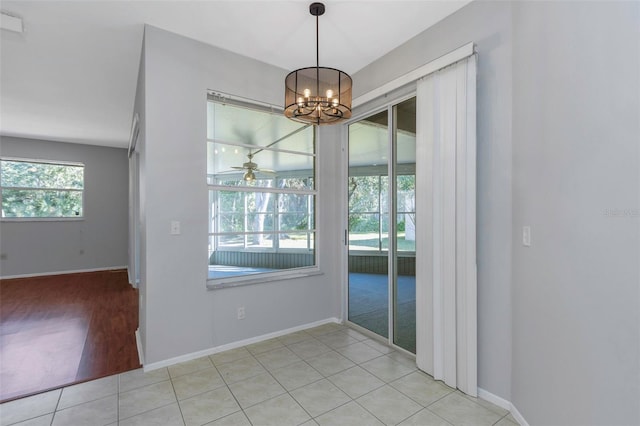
[1,160,84,218]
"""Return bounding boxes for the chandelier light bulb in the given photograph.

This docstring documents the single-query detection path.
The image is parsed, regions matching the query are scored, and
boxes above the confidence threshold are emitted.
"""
[303,89,311,98]
[326,89,333,99]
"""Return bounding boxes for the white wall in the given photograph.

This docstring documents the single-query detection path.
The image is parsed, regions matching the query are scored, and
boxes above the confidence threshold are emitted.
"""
[511,2,640,424]
[353,0,514,401]
[139,26,342,364]
[133,35,147,354]
[0,137,129,277]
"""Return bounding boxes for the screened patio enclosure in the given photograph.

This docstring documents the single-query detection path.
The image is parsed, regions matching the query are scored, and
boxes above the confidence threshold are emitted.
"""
[207,97,317,282]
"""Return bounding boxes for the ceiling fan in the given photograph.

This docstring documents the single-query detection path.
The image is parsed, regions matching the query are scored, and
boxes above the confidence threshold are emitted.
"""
[229,151,275,182]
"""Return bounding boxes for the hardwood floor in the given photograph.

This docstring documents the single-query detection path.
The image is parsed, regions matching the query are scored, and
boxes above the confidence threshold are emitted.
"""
[0,269,140,403]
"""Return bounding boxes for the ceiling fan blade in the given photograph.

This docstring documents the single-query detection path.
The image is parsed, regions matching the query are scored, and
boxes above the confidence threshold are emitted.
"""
[230,166,245,170]
[215,169,244,174]
[255,168,276,174]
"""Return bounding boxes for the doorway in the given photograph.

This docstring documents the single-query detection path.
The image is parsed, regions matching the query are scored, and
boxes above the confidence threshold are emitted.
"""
[346,96,416,353]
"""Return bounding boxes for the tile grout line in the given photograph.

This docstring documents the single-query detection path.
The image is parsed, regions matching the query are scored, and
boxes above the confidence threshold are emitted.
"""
[250,345,313,421]
[285,373,353,421]
[47,377,120,412]
[424,404,457,426]
[387,372,456,409]
[492,412,512,426]
[271,337,360,424]
[351,396,390,425]
[116,379,174,423]
[457,390,511,419]
[214,357,254,426]
[233,358,296,421]
[423,391,496,426]
[166,370,187,426]
[337,346,426,425]
[394,409,424,426]
[229,351,275,421]
[51,388,63,426]
[244,328,362,424]
[359,358,416,384]
[425,388,456,408]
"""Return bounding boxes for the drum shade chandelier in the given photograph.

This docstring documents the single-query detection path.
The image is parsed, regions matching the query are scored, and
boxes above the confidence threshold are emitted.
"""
[284,2,352,125]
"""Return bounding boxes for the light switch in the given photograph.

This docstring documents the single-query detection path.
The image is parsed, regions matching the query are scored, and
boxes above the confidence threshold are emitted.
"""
[171,220,181,235]
[522,226,531,247]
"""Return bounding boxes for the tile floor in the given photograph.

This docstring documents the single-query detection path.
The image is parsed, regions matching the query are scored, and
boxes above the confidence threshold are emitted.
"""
[0,323,519,426]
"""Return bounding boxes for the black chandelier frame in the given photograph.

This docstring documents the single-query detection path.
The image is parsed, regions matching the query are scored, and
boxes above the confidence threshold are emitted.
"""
[284,2,352,125]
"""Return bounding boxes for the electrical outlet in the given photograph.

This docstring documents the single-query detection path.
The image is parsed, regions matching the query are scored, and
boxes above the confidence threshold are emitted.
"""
[237,306,245,320]
[170,220,181,235]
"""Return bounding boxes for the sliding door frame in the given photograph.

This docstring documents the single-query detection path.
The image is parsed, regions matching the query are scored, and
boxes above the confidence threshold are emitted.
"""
[343,92,417,356]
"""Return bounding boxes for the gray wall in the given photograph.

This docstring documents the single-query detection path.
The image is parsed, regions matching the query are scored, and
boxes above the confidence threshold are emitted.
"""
[139,26,342,364]
[0,137,129,277]
[353,0,514,402]
[354,0,640,423]
[511,2,640,424]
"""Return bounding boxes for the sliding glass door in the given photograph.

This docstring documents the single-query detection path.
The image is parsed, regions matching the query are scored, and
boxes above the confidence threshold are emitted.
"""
[348,109,390,338]
[392,98,416,352]
[347,97,416,353]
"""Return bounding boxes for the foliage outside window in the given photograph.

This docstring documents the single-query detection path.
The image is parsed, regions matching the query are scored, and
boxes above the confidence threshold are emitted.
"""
[207,96,317,282]
[1,159,84,219]
[348,172,415,253]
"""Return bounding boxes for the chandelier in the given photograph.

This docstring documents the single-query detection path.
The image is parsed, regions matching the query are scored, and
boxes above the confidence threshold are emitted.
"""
[284,2,352,125]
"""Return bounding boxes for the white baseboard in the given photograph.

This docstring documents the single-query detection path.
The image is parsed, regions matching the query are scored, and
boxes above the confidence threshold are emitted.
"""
[0,265,128,280]
[143,317,342,372]
[478,387,511,412]
[135,328,144,366]
[127,268,139,288]
[477,388,529,426]
[510,404,530,426]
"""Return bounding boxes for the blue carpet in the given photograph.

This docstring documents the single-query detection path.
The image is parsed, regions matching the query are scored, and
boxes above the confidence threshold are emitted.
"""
[348,273,416,353]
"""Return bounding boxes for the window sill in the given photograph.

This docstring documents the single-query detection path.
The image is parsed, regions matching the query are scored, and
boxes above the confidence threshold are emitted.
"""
[348,250,416,256]
[1,217,85,222]
[207,268,324,290]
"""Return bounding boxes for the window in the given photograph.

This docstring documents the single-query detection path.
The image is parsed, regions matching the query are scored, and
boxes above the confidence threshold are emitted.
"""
[1,158,84,219]
[207,95,316,283]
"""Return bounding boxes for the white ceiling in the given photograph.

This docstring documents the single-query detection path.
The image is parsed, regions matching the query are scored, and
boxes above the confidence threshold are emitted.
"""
[0,0,471,149]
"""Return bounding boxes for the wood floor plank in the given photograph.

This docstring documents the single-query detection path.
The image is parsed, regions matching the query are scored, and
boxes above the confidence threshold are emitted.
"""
[0,269,140,402]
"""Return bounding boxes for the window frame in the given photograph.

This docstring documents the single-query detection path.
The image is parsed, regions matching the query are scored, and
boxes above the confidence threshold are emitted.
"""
[0,157,85,222]
[209,183,316,254]
[206,94,320,289]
